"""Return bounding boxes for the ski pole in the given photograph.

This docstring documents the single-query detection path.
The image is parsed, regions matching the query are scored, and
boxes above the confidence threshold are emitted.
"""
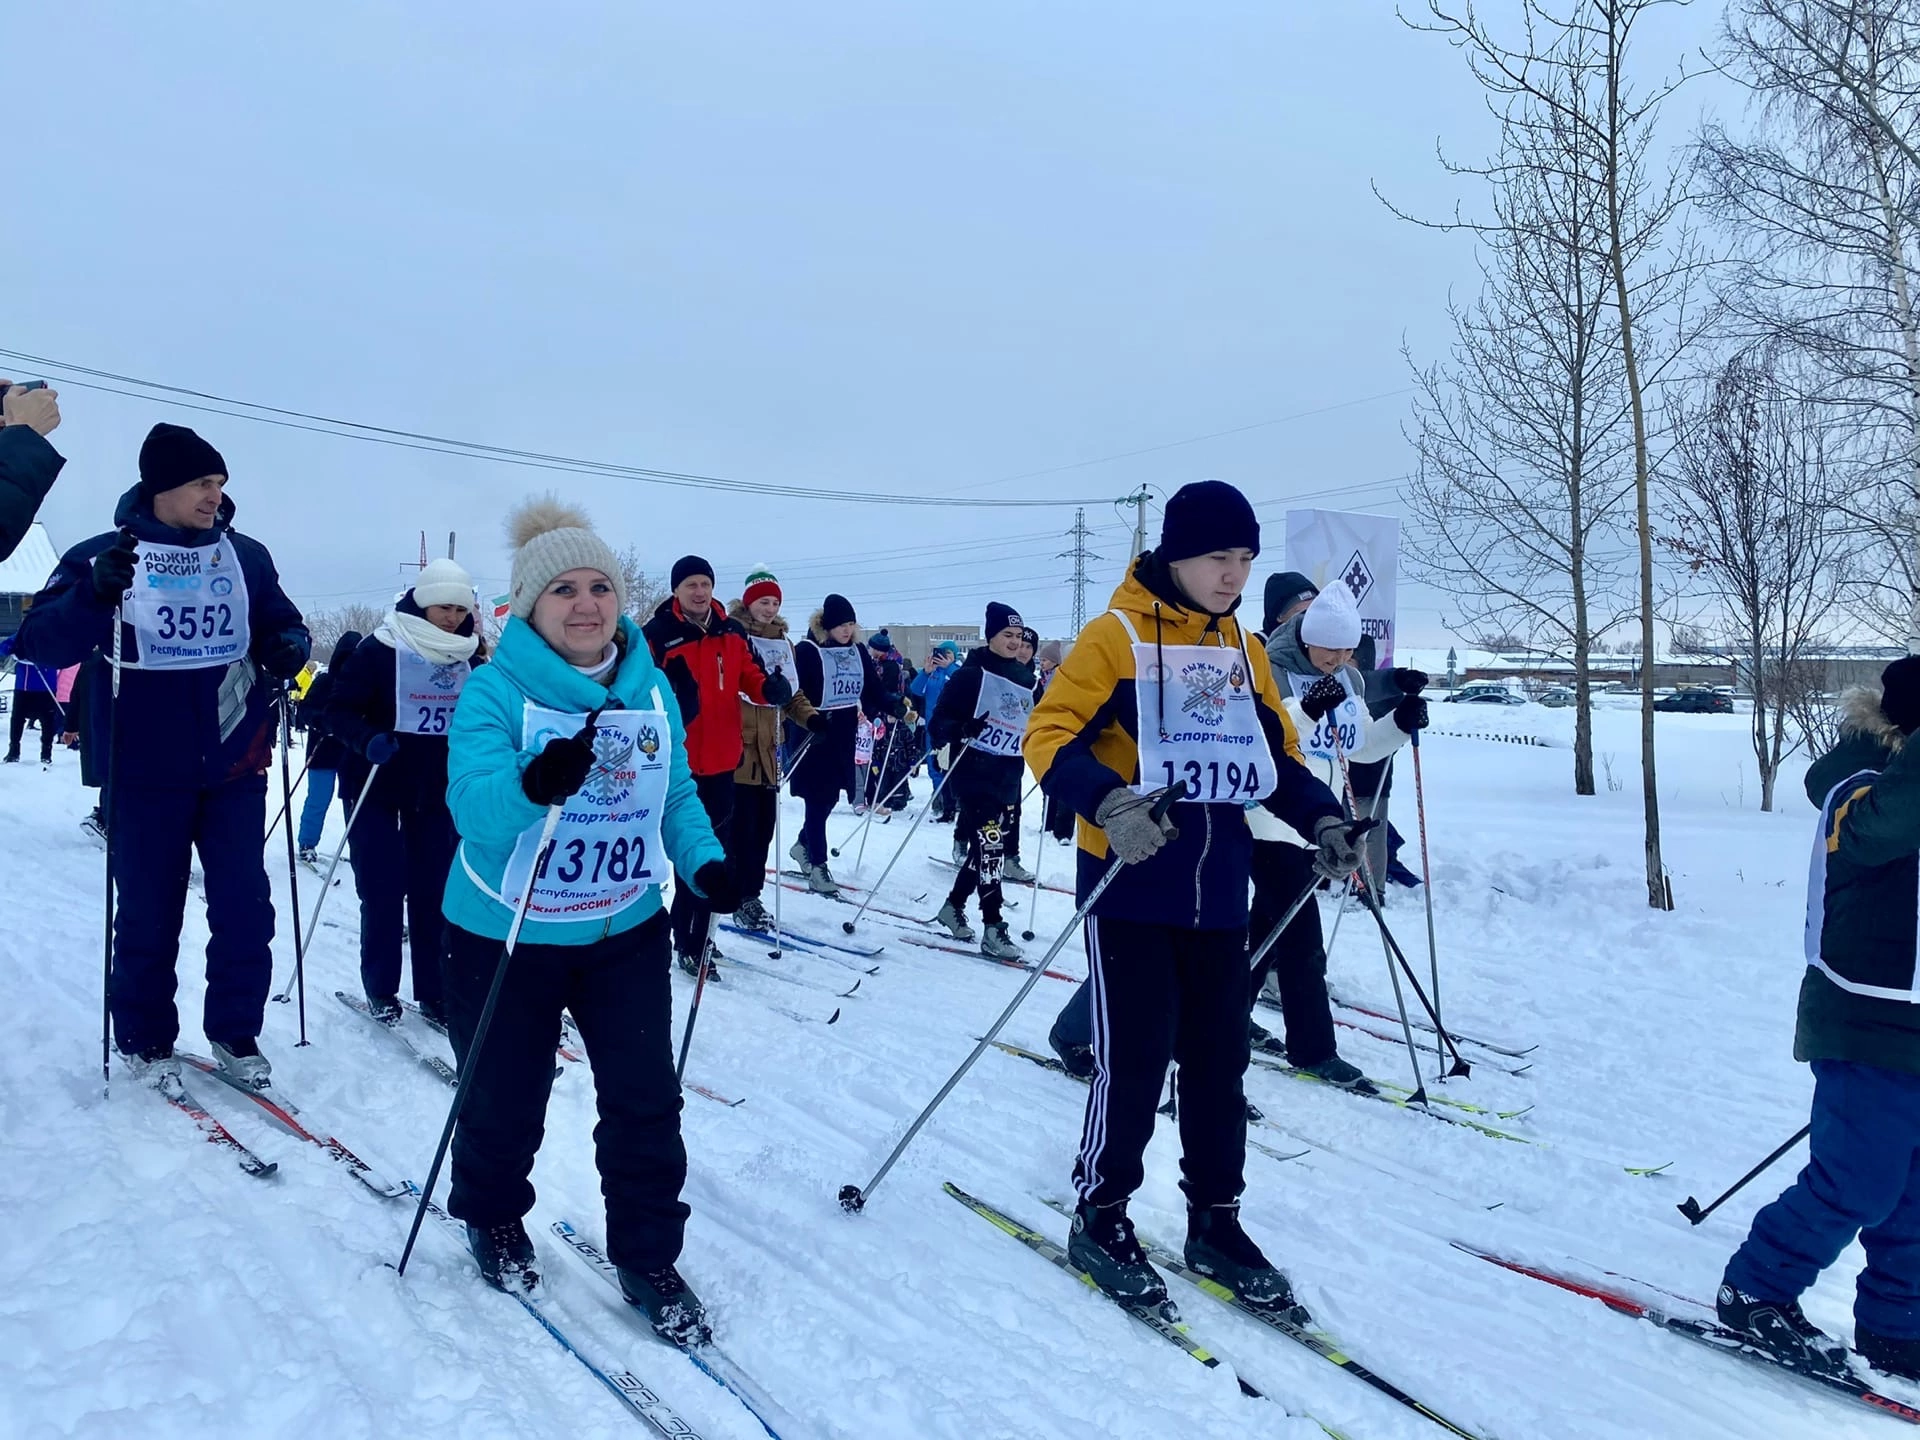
[101,607,125,1097]
[1020,778,1046,943]
[840,782,1186,1213]
[831,733,909,858]
[1245,840,1369,979]
[276,685,310,1046]
[1328,723,1430,1099]
[675,905,721,1084]
[1410,730,1445,1072]
[852,723,899,873]
[1348,877,1471,1077]
[839,747,972,935]
[398,796,567,1278]
[771,749,787,961]
[264,751,314,844]
[1678,1125,1811,1226]
[273,760,384,1003]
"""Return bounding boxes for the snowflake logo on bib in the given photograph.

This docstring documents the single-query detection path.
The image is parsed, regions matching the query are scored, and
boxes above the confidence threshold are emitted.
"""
[430,664,461,689]
[588,730,638,803]
[995,691,1025,723]
[1178,661,1231,727]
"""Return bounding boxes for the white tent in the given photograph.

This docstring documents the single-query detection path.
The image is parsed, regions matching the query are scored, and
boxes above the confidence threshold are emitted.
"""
[0,522,59,598]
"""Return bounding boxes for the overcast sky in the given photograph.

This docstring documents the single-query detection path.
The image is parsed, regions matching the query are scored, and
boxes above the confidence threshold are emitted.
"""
[11,1,1724,644]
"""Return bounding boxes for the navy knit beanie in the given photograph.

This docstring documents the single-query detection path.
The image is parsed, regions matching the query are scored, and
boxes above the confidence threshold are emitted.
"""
[670,555,714,590]
[1883,657,1920,735]
[985,601,1024,637]
[821,593,857,631]
[1157,480,1260,564]
[139,423,228,497]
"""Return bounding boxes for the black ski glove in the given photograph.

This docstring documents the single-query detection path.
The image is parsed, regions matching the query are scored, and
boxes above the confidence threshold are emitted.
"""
[365,733,400,765]
[522,722,598,807]
[691,860,743,915]
[1392,667,1430,695]
[1299,676,1346,722]
[959,712,991,740]
[1393,696,1429,734]
[90,531,138,605]
[256,629,310,681]
[761,671,794,708]
[805,711,832,736]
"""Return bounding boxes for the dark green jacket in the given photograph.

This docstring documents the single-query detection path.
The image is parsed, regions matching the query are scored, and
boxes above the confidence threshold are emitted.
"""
[1798,687,1920,1076]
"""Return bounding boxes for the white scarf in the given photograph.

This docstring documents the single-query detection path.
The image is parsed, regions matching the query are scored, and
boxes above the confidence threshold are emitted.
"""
[376,609,479,666]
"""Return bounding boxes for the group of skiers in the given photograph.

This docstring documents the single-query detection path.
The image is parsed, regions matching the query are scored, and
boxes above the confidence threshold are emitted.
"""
[8,411,1920,1390]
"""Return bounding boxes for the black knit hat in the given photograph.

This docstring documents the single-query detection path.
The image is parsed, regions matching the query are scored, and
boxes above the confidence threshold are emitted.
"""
[985,601,1024,638]
[1157,480,1260,564]
[821,593,857,631]
[1263,570,1317,631]
[1884,657,1920,735]
[1020,626,1040,651]
[139,423,228,497]
[670,555,714,590]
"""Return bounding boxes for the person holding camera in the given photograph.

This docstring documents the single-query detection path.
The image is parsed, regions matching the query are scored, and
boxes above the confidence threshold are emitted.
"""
[0,380,64,564]
[16,423,310,1089]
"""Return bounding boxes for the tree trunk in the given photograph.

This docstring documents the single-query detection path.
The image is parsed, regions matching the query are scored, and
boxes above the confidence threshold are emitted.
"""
[1750,622,1774,813]
[1870,142,1920,654]
[1570,395,1596,796]
[1605,9,1668,909]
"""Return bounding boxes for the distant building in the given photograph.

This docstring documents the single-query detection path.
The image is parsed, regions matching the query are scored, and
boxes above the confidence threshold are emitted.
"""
[0,522,59,640]
[883,623,986,668]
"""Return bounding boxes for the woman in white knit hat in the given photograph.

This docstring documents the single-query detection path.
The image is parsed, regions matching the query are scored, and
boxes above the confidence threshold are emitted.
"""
[438,497,733,1344]
[326,555,481,1025]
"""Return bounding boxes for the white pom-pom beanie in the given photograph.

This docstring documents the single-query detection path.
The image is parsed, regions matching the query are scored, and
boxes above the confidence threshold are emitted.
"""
[1298,586,1362,650]
[411,557,476,611]
[505,496,627,619]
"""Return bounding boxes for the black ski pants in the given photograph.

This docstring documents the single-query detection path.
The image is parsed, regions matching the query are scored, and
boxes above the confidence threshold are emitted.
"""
[944,797,1011,926]
[670,772,734,956]
[443,913,690,1272]
[346,799,454,1010]
[1073,916,1250,1210]
[1247,839,1337,1067]
[7,689,59,762]
[732,781,776,904]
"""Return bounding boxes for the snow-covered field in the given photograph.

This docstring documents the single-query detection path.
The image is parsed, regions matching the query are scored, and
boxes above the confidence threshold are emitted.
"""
[0,705,1897,1439]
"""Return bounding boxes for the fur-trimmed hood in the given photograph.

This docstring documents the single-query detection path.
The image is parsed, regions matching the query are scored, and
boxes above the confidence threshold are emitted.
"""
[730,599,790,640]
[1807,684,1905,806]
[1839,684,1906,752]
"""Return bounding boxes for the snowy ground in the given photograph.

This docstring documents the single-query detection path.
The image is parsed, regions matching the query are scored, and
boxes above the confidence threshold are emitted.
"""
[0,705,1903,1439]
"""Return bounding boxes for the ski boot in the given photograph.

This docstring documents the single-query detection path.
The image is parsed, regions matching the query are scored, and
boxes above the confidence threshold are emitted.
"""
[1068,1199,1169,1310]
[678,944,723,983]
[1290,1055,1378,1095]
[618,1263,712,1346]
[1001,856,1036,886]
[1857,1326,1920,1383]
[2,752,17,764]
[415,998,450,1031]
[1185,1202,1307,1318]
[298,845,319,866]
[468,1220,541,1296]
[932,901,977,943]
[122,1043,183,1092]
[210,1036,272,1090]
[1247,1018,1284,1058]
[980,922,1023,961]
[1047,1017,1095,1080]
[805,862,840,896]
[734,895,773,933]
[81,807,107,843]
[366,993,404,1026]
[788,838,810,871]
[1716,1284,1850,1377]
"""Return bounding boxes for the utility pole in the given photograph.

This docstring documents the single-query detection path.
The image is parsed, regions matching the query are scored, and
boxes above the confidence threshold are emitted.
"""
[447,531,457,561]
[1058,508,1103,636]
[1122,487,1152,561]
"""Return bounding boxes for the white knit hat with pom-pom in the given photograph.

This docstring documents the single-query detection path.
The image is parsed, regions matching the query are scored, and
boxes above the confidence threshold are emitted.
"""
[506,496,626,619]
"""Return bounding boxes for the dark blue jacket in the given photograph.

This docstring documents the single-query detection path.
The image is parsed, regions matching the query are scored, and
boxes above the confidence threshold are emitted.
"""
[0,634,57,693]
[930,645,1034,810]
[325,609,481,817]
[16,486,308,789]
[0,425,64,565]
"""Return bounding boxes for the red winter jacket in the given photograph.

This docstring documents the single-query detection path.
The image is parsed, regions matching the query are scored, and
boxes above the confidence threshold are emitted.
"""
[641,597,775,776]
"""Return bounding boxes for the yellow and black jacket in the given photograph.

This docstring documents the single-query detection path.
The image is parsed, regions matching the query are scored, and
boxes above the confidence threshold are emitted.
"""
[1801,686,1920,1076]
[1024,554,1342,930]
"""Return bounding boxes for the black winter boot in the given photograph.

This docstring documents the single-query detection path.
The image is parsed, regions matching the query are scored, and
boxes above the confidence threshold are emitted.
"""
[1858,1326,1920,1382]
[618,1264,712,1346]
[1716,1283,1849,1376]
[1067,1199,1168,1309]
[1185,1203,1307,1319]
[1047,1017,1094,1080]
[467,1220,541,1296]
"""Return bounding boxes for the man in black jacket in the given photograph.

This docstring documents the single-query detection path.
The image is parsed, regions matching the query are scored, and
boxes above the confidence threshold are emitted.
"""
[1719,658,1920,1383]
[0,381,63,563]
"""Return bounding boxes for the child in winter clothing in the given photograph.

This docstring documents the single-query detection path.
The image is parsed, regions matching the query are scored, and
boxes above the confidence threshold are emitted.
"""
[326,561,480,1023]
[439,498,732,1341]
[928,602,1036,960]
[1719,659,1920,1383]
[911,640,961,818]
[785,594,887,895]
[730,568,828,931]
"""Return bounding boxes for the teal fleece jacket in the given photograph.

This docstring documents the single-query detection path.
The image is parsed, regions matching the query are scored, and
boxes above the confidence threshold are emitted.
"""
[441,614,726,945]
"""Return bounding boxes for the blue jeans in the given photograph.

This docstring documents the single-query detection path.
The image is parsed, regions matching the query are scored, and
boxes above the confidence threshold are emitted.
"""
[1725,1058,1920,1339]
[296,766,338,851]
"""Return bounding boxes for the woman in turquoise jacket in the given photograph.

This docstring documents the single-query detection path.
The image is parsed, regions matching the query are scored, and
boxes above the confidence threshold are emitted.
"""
[440,497,737,1346]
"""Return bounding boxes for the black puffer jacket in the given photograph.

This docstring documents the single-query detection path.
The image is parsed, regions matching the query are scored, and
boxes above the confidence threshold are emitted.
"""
[930,645,1035,810]
[298,631,362,771]
[0,424,63,564]
[1798,686,1920,1077]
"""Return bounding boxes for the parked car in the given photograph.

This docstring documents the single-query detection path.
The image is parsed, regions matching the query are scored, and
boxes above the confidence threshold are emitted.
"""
[1451,689,1528,706]
[1536,686,1576,708]
[1652,688,1733,714]
[1445,681,1518,703]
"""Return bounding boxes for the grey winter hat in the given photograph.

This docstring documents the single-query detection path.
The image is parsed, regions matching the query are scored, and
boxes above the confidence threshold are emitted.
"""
[505,496,627,619]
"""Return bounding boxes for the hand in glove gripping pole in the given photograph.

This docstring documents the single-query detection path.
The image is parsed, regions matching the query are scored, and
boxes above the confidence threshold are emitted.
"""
[1299,675,1347,722]
[1094,785,1181,865]
[521,714,601,807]
[1311,814,1376,882]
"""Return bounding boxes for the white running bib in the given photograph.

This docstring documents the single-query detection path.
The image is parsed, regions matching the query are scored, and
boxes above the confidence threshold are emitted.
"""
[1285,670,1364,764]
[501,701,670,923]
[967,669,1033,759]
[392,638,470,737]
[746,634,796,708]
[816,642,866,711]
[127,540,250,671]
[1113,611,1275,805]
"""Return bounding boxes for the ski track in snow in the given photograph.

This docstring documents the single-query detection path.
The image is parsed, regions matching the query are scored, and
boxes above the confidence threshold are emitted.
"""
[1,709,1910,1437]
